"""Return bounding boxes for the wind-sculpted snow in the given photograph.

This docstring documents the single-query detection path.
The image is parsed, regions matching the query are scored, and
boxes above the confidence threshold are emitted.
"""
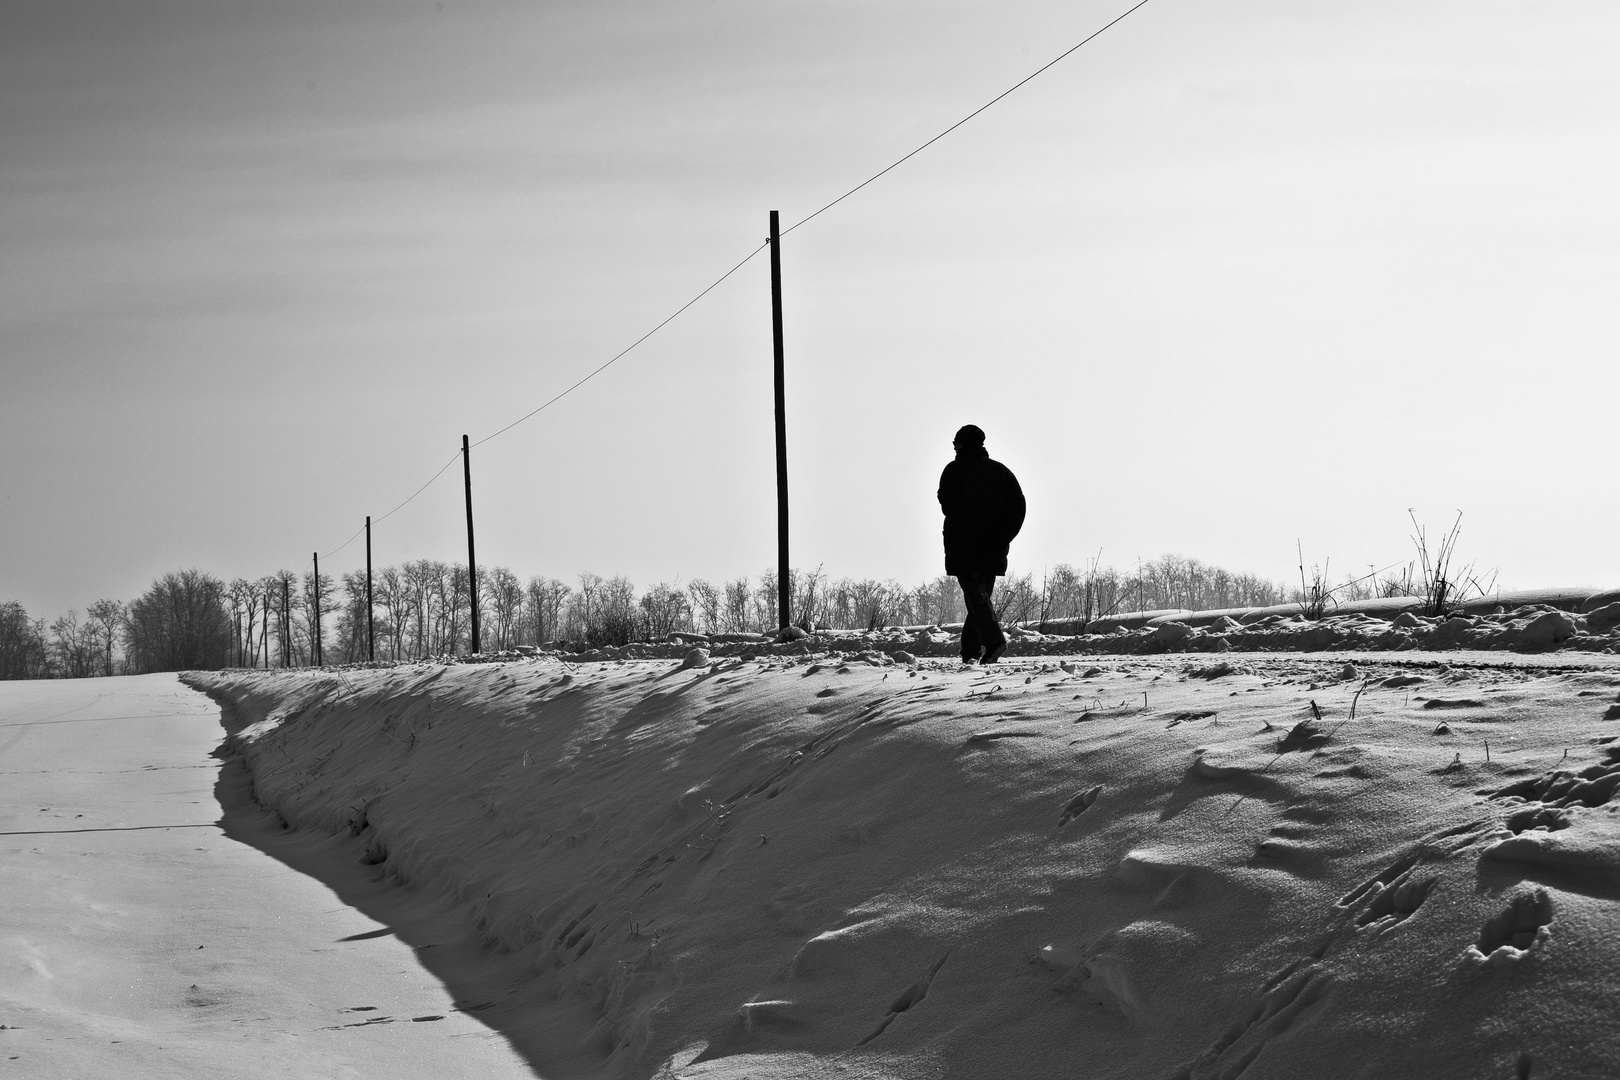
[187,653,1620,1079]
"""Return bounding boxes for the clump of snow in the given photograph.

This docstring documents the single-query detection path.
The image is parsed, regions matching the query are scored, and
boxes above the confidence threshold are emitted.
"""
[1588,603,1620,634]
[187,652,1620,1078]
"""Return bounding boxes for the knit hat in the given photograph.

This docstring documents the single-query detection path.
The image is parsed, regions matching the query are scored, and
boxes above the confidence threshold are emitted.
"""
[953,424,986,448]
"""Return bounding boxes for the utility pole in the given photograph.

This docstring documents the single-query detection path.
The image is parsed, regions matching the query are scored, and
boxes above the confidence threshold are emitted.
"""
[770,210,789,632]
[462,434,480,655]
[312,552,323,667]
[282,577,290,668]
[365,515,374,662]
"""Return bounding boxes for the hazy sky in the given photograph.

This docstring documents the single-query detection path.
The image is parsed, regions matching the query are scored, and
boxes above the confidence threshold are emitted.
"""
[4,0,1617,619]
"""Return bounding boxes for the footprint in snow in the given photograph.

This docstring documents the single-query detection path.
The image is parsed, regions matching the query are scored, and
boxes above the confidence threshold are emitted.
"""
[1466,889,1553,964]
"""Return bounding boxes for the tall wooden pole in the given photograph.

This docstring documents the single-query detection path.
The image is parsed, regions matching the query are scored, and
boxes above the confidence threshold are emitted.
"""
[312,552,323,667]
[770,210,789,632]
[365,516,374,662]
[462,434,480,655]
[282,577,290,668]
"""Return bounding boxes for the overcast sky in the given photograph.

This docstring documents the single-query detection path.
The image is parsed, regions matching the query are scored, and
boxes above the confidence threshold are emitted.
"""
[4,0,1617,618]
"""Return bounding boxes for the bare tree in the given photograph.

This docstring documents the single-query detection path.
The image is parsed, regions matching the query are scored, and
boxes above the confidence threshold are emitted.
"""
[845,579,894,630]
[484,566,523,651]
[223,578,261,667]
[639,582,690,639]
[49,610,100,677]
[722,577,753,633]
[298,566,335,665]
[686,579,721,635]
[86,598,125,675]
[523,576,570,646]
[887,581,919,627]
[586,576,637,646]
[266,570,300,666]
[751,571,781,631]
[375,564,408,660]
[332,571,371,663]
[124,570,232,673]
[400,560,441,657]
[562,572,602,643]
[0,601,50,679]
[442,563,475,655]
[910,576,963,627]
[791,565,829,630]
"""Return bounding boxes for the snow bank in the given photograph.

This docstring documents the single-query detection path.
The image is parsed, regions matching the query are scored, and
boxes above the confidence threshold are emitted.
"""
[187,654,1620,1079]
[411,590,1620,669]
[524,606,1618,669]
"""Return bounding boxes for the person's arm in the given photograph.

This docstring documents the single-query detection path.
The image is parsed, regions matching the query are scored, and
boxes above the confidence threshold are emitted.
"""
[1002,468,1026,541]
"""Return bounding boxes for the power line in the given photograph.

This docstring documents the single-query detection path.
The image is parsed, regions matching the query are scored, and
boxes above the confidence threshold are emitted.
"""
[312,241,767,560]
[473,0,1166,459]
[315,243,767,558]
[471,240,770,449]
[782,0,1156,235]
[375,450,462,527]
[318,449,461,561]
[320,523,366,561]
[470,0,1155,449]
[312,1,1154,560]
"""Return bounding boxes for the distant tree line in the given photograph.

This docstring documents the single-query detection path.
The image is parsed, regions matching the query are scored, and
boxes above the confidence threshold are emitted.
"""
[3,553,1310,679]
[1,597,126,680]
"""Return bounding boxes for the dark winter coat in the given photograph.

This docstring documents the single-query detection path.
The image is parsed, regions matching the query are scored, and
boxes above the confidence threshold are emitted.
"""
[938,447,1026,576]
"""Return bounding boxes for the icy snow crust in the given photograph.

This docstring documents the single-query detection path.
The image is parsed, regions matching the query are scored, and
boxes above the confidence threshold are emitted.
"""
[189,652,1620,1080]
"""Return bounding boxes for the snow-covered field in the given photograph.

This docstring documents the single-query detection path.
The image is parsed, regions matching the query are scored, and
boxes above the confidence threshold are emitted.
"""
[189,644,1620,1079]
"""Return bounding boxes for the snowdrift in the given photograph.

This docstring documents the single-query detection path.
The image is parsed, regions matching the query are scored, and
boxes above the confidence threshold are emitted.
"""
[188,652,1620,1079]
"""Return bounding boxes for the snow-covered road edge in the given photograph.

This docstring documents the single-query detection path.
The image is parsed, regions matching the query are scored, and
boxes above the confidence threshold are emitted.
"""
[183,657,1620,1080]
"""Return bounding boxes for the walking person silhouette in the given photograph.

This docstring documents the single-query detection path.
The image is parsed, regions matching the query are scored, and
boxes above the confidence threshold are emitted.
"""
[937,425,1025,664]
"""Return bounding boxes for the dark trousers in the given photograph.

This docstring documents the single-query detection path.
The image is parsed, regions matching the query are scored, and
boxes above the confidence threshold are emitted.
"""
[956,572,1005,661]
